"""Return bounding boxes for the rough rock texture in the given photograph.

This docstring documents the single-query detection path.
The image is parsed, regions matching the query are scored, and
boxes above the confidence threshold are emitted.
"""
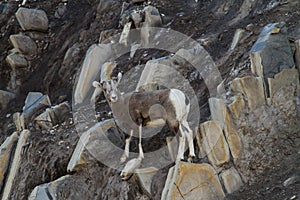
[5,52,28,68]
[220,167,243,194]
[15,7,48,32]
[163,162,225,200]
[9,34,37,56]
[0,90,15,109]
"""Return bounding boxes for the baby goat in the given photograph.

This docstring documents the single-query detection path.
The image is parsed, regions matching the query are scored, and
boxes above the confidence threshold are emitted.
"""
[92,72,195,162]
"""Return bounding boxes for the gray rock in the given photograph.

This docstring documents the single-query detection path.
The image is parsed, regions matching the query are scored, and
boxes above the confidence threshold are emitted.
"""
[135,167,159,197]
[9,34,37,56]
[0,132,18,194]
[144,6,162,27]
[6,52,28,68]
[294,39,300,78]
[220,167,243,194]
[1,130,30,200]
[15,7,48,32]
[34,102,70,130]
[250,23,294,80]
[283,175,300,187]
[74,44,112,104]
[67,119,124,172]
[22,92,51,126]
[0,90,16,109]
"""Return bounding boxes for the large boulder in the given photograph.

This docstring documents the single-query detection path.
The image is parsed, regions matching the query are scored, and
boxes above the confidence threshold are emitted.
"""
[162,162,225,200]
[15,7,48,32]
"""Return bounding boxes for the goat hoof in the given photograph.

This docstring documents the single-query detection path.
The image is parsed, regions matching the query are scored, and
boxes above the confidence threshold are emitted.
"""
[187,156,195,163]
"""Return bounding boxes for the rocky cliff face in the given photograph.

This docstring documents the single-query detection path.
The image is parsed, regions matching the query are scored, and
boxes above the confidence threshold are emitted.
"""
[0,0,300,200]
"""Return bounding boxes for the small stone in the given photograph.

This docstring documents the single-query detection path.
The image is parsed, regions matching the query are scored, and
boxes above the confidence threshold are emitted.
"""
[246,23,254,32]
[220,167,243,194]
[283,175,300,187]
[15,7,48,32]
[131,11,142,28]
[119,22,132,46]
[230,29,245,50]
[9,34,37,56]
[143,6,162,27]
[6,52,28,68]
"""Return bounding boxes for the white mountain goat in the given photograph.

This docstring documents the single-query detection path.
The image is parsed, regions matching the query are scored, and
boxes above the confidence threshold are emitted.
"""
[92,72,195,163]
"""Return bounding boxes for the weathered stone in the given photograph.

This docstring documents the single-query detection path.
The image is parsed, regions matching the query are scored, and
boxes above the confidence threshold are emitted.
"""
[228,95,245,119]
[220,167,243,194]
[135,167,158,196]
[2,130,30,200]
[13,112,25,132]
[74,44,112,104]
[34,102,70,130]
[119,22,132,46]
[230,29,245,50]
[268,68,299,106]
[0,132,18,194]
[59,43,81,79]
[224,111,243,163]
[0,90,15,109]
[67,119,123,172]
[9,34,37,56]
[209,98,227,128]
[22,92,51,126]
[230,76,265,110]
[6,52,28,68]
[163,162,225,200]
[15,7,48,32]
[200,121,230,167]
[250,22,294,78]
[28,175,90,200]
[143,6,162,27]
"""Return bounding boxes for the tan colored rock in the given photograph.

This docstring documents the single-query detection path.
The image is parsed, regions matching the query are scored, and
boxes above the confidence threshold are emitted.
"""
[6,52,28,68]
[15,7,48,31]
[13,112,25,132]
[67,119,123,172]
[2,130,30,200]
[74,44,112,104]
[119,22,132,46]
[9,34,37,56]
[220,167,243,194]
[135,167,159,196]
[163,162,225,200]
[268,68,300,106]
[228,95,245,119]
[209,98,227,128]
[200,121,230,167]
[0,132,18,192]
[0,90,16,109]
[230,76,265,110]
[224,112,243,163]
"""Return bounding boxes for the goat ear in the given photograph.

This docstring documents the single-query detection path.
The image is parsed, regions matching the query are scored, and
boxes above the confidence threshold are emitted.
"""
[117,72,122,84]
[93,81,102,88]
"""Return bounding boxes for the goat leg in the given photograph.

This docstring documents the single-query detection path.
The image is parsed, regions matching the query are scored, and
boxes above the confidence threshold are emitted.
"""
[120,129,133,163]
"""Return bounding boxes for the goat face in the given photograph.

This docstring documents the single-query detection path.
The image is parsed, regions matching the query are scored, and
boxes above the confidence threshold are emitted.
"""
[93,72,122,103]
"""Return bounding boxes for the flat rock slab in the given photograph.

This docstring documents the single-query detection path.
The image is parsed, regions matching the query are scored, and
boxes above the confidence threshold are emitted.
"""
[0,132,18,194]
[163,162,225,200]
[9,34,37,56]
[250,22,294,78]
[67,119,124,172]
[74,44,112,104]
[15,7,48,32]
[230,76,265,110]
[200,121,230,167]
